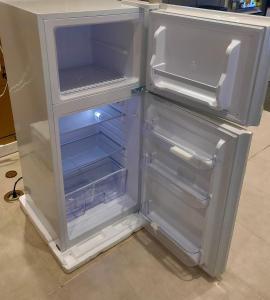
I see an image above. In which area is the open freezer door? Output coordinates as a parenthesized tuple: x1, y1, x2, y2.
(140, 93, 251, 277)
(146, 4, 270, 126)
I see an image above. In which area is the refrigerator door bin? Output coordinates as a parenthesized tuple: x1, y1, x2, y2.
(64, 158, 127, 221)
(145, 129, 215, 170)
(141, 167, 204, 265)
(150, 35, 241, 110)
(146, 161, 209, 209)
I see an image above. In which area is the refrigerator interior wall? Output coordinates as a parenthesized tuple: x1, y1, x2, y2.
(58, 96, 141, 240)
(147, 9, 266, 125)
(141, 94, 247, 268)
(55, 20, 137, 94)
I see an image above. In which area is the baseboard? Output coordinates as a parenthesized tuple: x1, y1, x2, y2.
(0, 141, 18, 158)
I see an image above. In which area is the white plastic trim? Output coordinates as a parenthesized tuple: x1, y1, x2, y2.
(217, 39, 241, 110)
(170, 145, 193, 161)
(19, 195, 145, 273)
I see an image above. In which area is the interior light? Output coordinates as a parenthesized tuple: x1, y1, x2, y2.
(94, 111, 101, 120)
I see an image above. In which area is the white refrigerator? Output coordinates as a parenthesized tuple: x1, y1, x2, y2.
(0, 0, 269, 277)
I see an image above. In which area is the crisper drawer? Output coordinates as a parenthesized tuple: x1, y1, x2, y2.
(64, 158, 127, 221)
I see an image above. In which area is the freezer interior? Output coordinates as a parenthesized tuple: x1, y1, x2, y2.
(55, 20, 137, 93)
(59, 97, 141, 240)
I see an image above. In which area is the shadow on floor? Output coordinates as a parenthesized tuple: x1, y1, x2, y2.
(133, 229, 215, 283)
(264, 83, 270, 112)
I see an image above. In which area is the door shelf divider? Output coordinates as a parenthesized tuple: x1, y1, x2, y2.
(150, 129, 215, 170)
(147, 162, 210, 209)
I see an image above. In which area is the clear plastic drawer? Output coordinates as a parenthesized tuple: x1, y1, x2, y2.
(65, 157, 127, 221)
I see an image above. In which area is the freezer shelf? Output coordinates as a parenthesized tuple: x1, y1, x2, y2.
(65, 157, 127, 221)
(59, 104, 124, 136)
(61, 132, 124, 175)
(59, 64, 125, 93)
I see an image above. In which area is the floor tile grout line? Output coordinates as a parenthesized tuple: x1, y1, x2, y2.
(248, 144, 270, 161)
(238, 218, 270, 248)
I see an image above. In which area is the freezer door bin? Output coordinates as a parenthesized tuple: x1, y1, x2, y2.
(140, 93, 251, 277)
(146, 5, 270, 126)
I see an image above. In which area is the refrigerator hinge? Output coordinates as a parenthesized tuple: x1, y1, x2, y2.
(132, 86, 145, 95)
(141, 152, 155, 168)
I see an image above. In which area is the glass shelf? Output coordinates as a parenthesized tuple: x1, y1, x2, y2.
(61, 132, 124, 176)
(59, 104, 124, 136)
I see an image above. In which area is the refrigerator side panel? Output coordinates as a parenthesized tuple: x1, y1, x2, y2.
(0, 5, 63, 244)
(248, 28, 270, 125)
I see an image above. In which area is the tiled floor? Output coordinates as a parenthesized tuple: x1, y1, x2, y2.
(0, 112, 270, 300)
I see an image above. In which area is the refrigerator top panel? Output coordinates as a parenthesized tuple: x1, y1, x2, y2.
(0, 0, 139, 17)
(146, 4, 270, 126)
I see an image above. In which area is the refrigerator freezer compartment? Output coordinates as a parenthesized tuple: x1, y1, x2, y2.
(54, 20, 137, 94)
(65, 157, 127, 221)
(59, 104, 124, 136)
(61, 132, 124, 175)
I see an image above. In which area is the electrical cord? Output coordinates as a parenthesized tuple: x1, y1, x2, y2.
(0, 45, 8, 98)
(12, 176, 23, 198)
